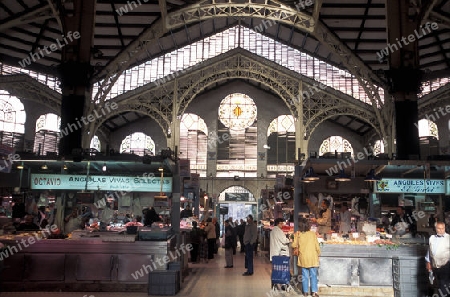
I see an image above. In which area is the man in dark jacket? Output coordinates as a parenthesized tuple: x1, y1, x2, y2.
(237, 219, 246, 253)
(243, 215, 257, 276)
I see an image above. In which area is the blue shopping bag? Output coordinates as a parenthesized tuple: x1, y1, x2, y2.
(271, 255, 290, 285)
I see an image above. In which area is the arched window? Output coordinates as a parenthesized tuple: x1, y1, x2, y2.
(120, 132, 155, 156)
(418, 119, 438, 139)
(0, 91, 26, 148)
(34, 113, 60, 155)
(266, 115, 296, 174)
(180, 113, 207, 176)
(319, 136, 353, 156)
(372, 140, 385, 155)
(216, 93, 257, 177)
(90, 135, 101, 152)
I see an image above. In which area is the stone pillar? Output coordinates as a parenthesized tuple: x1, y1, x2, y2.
(58, 0, 96, 156)
(385, 0, 424, 160)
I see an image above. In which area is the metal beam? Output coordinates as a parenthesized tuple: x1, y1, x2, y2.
(159, 0, 167, 31)
(110, 1, 125, 47)
(0, 4, 52, 31)
(312, 0, 322, 24)
(420, 0, 440, 25)
(428, 10, 450, 28)
(47, 0, 66, 33)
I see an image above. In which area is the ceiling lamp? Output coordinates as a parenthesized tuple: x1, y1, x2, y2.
(102, 163, 107, 172)
(335, 169, 351, 182)
(364, 169, 381, 182)
(63, 164, 68, 170)
(304, 166, 319, 181)
(41, 164, 48, 170)
(17, 163, 24, 170)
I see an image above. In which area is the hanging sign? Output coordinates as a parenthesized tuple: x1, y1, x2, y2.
(374, 178, 445, 194)
(30, 174, 172, 192)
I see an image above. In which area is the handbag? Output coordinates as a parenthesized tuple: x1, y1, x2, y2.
(220, 236, 225, 248)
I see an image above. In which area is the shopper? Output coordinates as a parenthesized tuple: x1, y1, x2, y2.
(269, 218, 290, 262)
(292, 218, 321, 297)
(204, 218, 216, 259)
(190, 221, 203, 263)
(228, 217, 237, 255)
(243, 214, 257, 276)
(237, 219, 246, 253)
(224, 220, 234, 268)
(425, 221, 450, 296)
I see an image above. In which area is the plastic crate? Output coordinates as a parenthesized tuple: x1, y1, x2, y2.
(148, 270, 180, 296)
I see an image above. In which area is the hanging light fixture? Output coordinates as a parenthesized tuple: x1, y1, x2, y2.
(335, 169, 351, 182)
(102, 163, 107, 172)
(304, 166, 319, 181)
(63, 164, 68, 170)
(41, 164, 48, 170)
(17, 163, 24, 170)
(364, 168, 381, 182)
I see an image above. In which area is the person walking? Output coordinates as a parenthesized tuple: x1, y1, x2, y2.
(269, 218, 290, 262)
(243, 214, 257, 276)
(228, 217, 237, 255)
(425, 221, 450, 296)
(237, 219, 246, 253)
(292, 218, 321, 297)
(224, 220, 235, 268)
(213, 217, 220, 254)
(204, 218, 216, 260)
(190, 221, 203, 263)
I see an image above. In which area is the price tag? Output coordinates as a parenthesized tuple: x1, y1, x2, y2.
(352, 232, 359, 239)
(386, 234, 393, 239)
(331, 233, 338, 238)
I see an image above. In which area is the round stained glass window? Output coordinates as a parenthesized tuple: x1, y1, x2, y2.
(218, 93, 257, 130)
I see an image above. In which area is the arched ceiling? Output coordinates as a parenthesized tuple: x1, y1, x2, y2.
(0, 0, 448, 80)
(0, 0, 449, 138)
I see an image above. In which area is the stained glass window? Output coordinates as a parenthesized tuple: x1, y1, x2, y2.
(372, 140, 385, 155)
(216, 93, 257, 177)
(418, 119, 438, 139)
(120, 132, 155, 156)
(180, 113, 207, 176)
(90, 135, 101, 152)
(319, 136, 353, 156)
(218, 93, 257, 131)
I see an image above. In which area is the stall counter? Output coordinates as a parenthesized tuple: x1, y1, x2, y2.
(0, 235, 179, 292)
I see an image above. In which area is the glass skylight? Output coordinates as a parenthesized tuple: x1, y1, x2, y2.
(94, 26, 384, 105)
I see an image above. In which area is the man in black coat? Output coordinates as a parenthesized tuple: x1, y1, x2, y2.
(237, 219, 246, 253)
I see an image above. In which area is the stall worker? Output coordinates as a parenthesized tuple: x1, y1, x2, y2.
(16, 214, 40, 231)
(307, 198, 332, 236)
(64, 207, 82, 233)
(339, 202, 352, 234)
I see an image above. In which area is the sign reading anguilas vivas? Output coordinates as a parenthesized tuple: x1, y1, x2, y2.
(374, 178, 445, 194)
(30, 174, 172, 192)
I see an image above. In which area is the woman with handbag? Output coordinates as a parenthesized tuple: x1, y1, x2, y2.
(292, 218, 321, 297)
